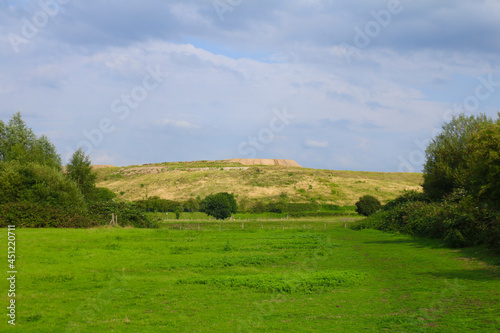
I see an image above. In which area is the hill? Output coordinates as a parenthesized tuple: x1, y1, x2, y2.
(95, 160, 422, 206)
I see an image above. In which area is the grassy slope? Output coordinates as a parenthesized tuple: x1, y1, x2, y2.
(2, 221, 498, 332)
(95, 160, 422, 206)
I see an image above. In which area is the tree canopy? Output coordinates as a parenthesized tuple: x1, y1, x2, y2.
(0, 112, 61, 170)
(422, 113, 491, 201)
(0, 161, 86, 210)
(200, 192, 238, 220)
(66, 148, 97, 202)
(465, 117, 500, 209)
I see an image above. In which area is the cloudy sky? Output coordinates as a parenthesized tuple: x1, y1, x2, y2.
(1, 0, 499, 172)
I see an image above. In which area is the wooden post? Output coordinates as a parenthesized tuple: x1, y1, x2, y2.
(110, 213, 117, 226)
(242, 222, 244, 230)
(324, 223, 326, 229)
(303, 225, 305, 229)
(282, 222, 284, 230)
(261, 222, 263, 229)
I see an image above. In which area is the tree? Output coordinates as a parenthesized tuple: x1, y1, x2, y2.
(184, 197, 200, 213)
(466, 117, 500, 209)
(355, 195, 381, 216)
(0, 112, 61, 170)
(422, 113, 491, 200)
(0, 160, 85, 209)
(200, 192, 238, 220)
(66, 148, 97, 202)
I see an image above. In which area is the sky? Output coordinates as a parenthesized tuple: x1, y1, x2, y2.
(1, 0, 499, 172)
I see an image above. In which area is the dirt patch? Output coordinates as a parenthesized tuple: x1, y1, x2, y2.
(92, 165, 115, 169)
(228, 159, 302, 167)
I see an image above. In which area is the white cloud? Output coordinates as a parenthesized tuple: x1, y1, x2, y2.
(305, 140, 329, 148)
(157, 118, 200, 129)
(1, 1, 499, 171)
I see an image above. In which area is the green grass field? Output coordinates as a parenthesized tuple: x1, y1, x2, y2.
(2, 219, 499, 332)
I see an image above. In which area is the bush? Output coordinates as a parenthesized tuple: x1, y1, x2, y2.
(94, 187, 116, 202)
(89, 202, 158, 228)
(350, 211, 388, 230)
(355, 195, 381, 216)
(134, 196, 183, 212)
(200, 192, 238, 220)
(0, 202, 98, 228)
(383, 190, 428, 211)
(352, 197, 500, 250)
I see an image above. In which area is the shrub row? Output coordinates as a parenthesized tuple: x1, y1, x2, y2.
(351, 199, 499, 249)
(89, 202, 159, 228)
(0, 201, 158, 229)
(0, 202, 98, 228)
(134, 196, 184, 213)
(289, 211, 356, 218)
(287, 202, 320, 212)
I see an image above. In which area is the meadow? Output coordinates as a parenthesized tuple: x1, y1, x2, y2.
(2, 218, 498, 332)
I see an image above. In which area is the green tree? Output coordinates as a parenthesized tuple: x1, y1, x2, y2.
(66, 148, 97, 202)
(200, 192, 238, 220)
(422, 113, 491, 200)
(184, 197, 200, 212)
(466, 117, 500, 209)
(355, 195, 381, 216)
(0, 161, 85, 209)
(0, 112, 61, 170)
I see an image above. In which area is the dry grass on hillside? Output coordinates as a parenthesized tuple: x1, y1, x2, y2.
(95, 161, 422, 206)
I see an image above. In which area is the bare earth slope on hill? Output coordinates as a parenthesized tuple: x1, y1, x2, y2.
(228, 159, 302, 167)
(95, 160, 422, 206)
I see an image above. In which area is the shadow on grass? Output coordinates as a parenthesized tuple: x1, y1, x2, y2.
(422, 268, 499, 282)
(363, 237, 444, 249)
(365, 235, 500, 278)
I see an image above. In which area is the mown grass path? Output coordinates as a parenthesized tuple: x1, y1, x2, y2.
(1, 220, 498, 332)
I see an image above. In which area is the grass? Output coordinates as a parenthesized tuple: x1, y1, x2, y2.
(145, 209, 358, 222)
(95, 161, 422, 206)
(1, 220, 498, 332)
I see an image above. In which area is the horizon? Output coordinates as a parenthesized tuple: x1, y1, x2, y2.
(88, 157, 423, 174)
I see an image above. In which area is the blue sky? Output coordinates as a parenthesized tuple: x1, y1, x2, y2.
(1, 0, 499, 172)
